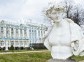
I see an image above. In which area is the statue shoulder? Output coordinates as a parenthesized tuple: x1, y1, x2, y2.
(64, 18, 81, 29)
(65, 18, 74, 23)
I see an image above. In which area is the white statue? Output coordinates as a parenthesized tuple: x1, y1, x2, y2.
(43, 5, 84, 60)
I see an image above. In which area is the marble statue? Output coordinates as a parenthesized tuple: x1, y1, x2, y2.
(42, 5, 84, 61)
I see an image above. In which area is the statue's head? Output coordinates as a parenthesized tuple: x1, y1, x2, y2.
(45, 5, 66, 23)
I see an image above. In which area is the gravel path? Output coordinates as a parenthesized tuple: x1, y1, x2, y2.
(79, 60, 84, 62)
(0, 50, 48, 54)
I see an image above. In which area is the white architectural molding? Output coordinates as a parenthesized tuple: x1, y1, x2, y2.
(0, 20, 47, 50)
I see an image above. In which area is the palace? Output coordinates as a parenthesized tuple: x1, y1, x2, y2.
(0, 20, 47, 50)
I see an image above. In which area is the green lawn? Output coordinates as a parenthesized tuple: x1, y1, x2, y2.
(0, 51, 51, 62)
(0, 51, 84, 62)
(72, 56, 84, 62)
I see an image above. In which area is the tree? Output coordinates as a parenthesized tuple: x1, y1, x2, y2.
(64, 0, 80, 25)
(72, 9, 80, 25)
(64, 0, 73, 18)
(45, 0, 83, 25)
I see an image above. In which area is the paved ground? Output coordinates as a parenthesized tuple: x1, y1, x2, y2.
(0, 50, 49, 54)
(79, 60, 84, 62)
(47, 59, 76, 62)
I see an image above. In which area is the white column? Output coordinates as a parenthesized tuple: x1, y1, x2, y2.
(13, 28, 16, 39)
(22, 29, 24, 38)
(18, 29, 20, 39)
(16, 29, 18, 38)
(23, 40, 25, 48)
(14, 40, 15, 47)
(5, 40, 8, 51)
(9, 28, 11, 38)
(19, 40, 21, 47)
(22, 40, 24, 47)
(17, 40, 19, 47)
(27, 28, 29, 39)
(36, 30, 38, 43)
(27, 40, 30, 47)
(8, 40, 10, 47)
(4, 28, 6, 38)
(7, 28, 9, 38)
(0, 27, 1, 38)
(43, 30, 45, 37)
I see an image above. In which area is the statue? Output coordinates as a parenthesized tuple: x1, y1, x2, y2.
(42, 5, 84, 62)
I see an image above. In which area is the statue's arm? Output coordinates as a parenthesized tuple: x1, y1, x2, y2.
(42, 26, 53, 41)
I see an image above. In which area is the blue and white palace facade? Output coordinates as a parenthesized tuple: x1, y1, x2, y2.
(0, 20, 47, 50)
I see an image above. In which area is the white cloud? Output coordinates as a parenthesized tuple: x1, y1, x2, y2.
(0, 0, 83, 25)
(0, 0, 50, 24)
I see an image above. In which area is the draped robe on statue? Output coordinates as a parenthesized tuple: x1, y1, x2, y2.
(44, 18, 84, 59)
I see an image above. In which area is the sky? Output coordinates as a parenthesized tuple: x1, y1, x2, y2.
(0, 0, 50, 25)
(0, 0, 83, 25)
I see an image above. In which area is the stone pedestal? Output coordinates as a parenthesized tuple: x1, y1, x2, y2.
(47, 58, 76, 62)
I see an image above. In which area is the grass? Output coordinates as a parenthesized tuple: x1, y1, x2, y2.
(72, 56, 84, 62)
(0, 51, 51, 62)
(0, 51, 84, 62)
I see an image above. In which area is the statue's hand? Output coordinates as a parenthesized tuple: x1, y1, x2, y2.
(72, 40, 79, 51)
(71, 40, 79, 55)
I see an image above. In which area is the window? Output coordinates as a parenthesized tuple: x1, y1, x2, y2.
(1, 27, 4, 37)
(6, 27, 9, 34)
(24, 41, 27, 45)
(24, 29, 26, 35)
(20, 41, 23, 46)
(20, 29, 22, 34)
(24, 29, 27, 37)
(38, 31, 40, 36)
(16, 29, 18, 34)
(16, 29, 18, 38)
(6, 27, 9, 37)
(29, 30, 31, 32)
(11, 28, 14, 38)
(11, 41, 14, 45)
(32, 30, 33, 32)
(1, 27, 3, 33)
(41, 31, 43, 36)
(16, 41, 19, 46)
(0, 41, 4, 46)
(11, 28, 13, 34)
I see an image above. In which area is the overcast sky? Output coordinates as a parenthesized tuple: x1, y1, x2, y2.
(0, 0, 83, 25)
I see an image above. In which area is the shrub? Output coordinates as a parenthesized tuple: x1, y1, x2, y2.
(15, 47, 19, 50)
(9, 45, 14, 51)
(20, 47, 24, 50)
(31, 43, 46, 49)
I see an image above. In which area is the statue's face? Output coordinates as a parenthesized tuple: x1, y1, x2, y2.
(49, 10, 57, 19)
(48, 9, 61, 23)
(46, 7, 64, 23)
(46, 6, 65, 23)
